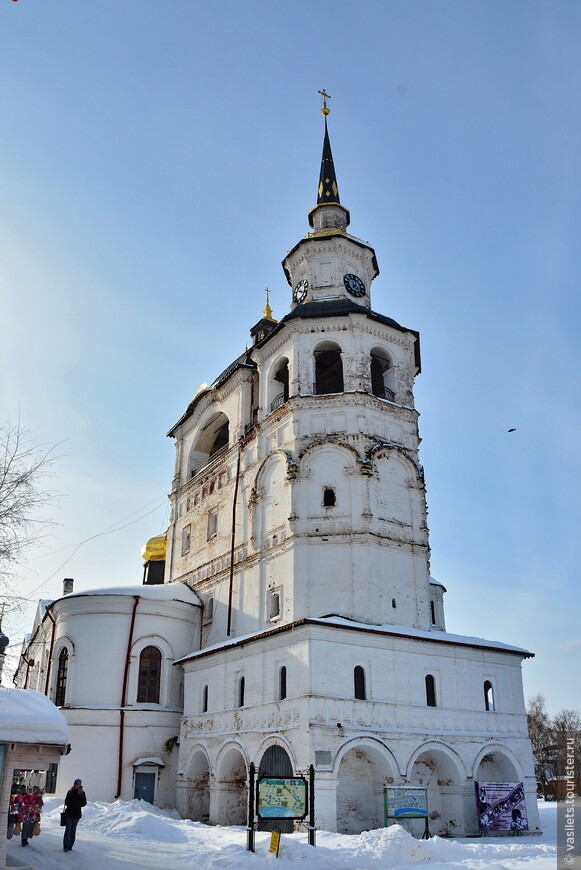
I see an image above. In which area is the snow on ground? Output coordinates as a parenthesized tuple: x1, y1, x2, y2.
(7, 798, 558, 870)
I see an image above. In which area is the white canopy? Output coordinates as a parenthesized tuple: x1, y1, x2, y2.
(0, 686, 69, 745)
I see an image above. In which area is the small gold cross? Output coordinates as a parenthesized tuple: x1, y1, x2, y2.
(318, 89, 331, 116)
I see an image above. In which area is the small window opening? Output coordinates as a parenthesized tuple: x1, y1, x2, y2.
(238, 676, 245, 707)
(268, 589, 281, 620)
(181, 524, 191, 556)
(207, 508, 218, 540)
(425, 674, 436, 707)
(354, 665, 366, 700)
(392, 598, 396, 609)
(204, 596, 214, 623)
(55, 647, 68, 707)
(323, 487, 336, 507)
(484, 680, 495, 711)
(314, 347, 344, 394)
(430, 600, 436, 625)
(279, 666, 287, 701)
(202, 684, 208, 713)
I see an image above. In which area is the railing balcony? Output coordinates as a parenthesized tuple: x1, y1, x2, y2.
(376, 387, 395, 402)
(270, 393, 286, 412)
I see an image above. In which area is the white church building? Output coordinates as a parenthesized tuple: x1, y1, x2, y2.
(14, 107, 539, 836)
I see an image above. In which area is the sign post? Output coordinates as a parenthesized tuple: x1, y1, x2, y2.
(257, 776, 308, 821)
(247, 762, 255, 852)
(384, 787, 431, 839)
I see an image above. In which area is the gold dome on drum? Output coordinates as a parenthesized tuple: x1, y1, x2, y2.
(141, 535, 167, 562)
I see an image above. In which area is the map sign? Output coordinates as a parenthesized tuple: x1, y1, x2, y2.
(474, 781, 528, 832)
(257, 777, 308, 820)
(384, 787, 429, 819)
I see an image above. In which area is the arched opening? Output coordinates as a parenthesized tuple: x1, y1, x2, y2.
(484, 681, 495, 711)
(425, 674, 436, 707)
(214, 747, 247, 826)
(409, 746, 464, 836)
(189, 412, 230, 477)
(258, 744, 294, 832)
(354, 666, 366, 700)
(137, 646, 162, 703)
(270, 358, 289, 411)
(183, 749, 210, 823)
(323, 487, 336, 507)
(337, 743, 396, 833)
(55, 647, 68, 706)
(475, 749, 520, 783)
(314, 342, 343, 394)
(370, 347, 394, 400)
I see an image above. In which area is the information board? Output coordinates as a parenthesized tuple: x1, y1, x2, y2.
(474, 781, 528, 832)
(384, 787, 429, 819)
(257, 777, 308, 820)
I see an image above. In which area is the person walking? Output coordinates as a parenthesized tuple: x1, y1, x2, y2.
(62, 779, 87, 852)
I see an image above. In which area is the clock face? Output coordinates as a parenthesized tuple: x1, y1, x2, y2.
(344, 273, 366, 298)
(293, 279, 308, 303)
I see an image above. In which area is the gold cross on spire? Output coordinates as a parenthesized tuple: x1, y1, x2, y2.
(318, 89, 331, 116)
(263, 287, 274, 320)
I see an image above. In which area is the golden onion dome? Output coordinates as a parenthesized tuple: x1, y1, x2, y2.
(142, 535, 167, 563)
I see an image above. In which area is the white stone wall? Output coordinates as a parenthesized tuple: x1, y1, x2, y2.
(14, 586, 201, 806)
(177, 622, 539, 835)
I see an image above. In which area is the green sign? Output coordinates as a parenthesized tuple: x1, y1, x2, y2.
(385, 787, 428, 819)
(257, 777, 308, 820)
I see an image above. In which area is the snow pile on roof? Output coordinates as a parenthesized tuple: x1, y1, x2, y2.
(177, 614, 532, 664)
(62, 582, 201, 607)
(0, 686, 69, 745)
(313, 615, 533, 655)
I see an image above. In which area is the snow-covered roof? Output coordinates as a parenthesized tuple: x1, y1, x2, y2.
(429, 575, 447, 590)
(59, 582, 202, 607)
(132, 757, 165, 767)
(176, 615, 532, 664)
(0, 687, 69, 745)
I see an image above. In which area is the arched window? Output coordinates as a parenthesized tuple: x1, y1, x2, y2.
(279, 666, 287, 701)
(323, 487, 336, 507)
(202, 684, 208, 713)
(137, 646, 162, 703)
(55, 647, 68, 707)
(238, 676, 245, 707)
(271, 359, 290, 411)
(484, 680, 495, 711)
(314, 343, 344, 394)
(354, 665, 366, 700)
(189, 412, 230, 477)
(370, 348, 394, 400)
(425, 674, 436, 707)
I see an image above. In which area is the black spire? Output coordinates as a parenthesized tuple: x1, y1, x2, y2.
(317, 117, 340, 206)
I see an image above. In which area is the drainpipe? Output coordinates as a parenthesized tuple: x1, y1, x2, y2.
(227, 442, 242, 637)
(116, 595, 140, 799)
(44, 608, 57, 696)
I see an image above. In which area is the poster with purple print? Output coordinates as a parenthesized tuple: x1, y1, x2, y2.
(474, 781, 528, 832)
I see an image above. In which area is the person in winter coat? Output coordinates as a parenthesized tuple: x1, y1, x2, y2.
(63, 779, 87, 852)
(17, 787, 41, 847)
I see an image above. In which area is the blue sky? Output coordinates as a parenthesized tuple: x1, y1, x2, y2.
(1, 0, 579, 716)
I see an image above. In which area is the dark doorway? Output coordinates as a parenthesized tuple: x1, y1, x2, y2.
(134, 772, 156, 803)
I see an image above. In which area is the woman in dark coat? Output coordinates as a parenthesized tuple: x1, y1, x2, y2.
(63, 779, 87, 852)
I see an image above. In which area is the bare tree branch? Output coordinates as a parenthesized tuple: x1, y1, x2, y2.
(0, 420, 59, 590)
